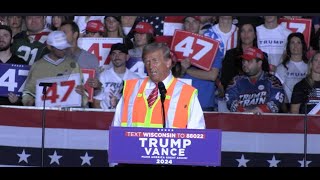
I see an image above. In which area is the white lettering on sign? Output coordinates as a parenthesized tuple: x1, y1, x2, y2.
(171, 30, 219, 71)
(0, 68, 29, 93)
(139, 138, 191, 157)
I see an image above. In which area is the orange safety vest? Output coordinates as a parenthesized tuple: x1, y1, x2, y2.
(121, 77, 197, 128)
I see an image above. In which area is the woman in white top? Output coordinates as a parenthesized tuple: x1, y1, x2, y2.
(275, 32, 309, 112)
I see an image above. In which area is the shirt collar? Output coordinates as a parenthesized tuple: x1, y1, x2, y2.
(43, 54, 66, 66)
(147, 72, 173, 89)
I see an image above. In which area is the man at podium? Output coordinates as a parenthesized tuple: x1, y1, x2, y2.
(112, 42, 205, 129)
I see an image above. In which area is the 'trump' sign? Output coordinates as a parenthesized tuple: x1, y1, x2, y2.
(109, 127, 221, 166)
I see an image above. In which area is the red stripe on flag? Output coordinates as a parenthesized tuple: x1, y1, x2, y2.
(0, 107, 319, 134)
(0, 108, 110, 130)
(164, 16, 185, 23)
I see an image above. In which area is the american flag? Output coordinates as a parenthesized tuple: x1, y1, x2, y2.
(139, 16, 185, 47)
(0, 106, 319, 167)
(308, 88, 320, 102)
(0, 107, 109, 167)
(206, 113, 320, 167)
(139, 16, 165, 36)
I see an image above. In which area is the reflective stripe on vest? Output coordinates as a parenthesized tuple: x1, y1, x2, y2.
(121, 77, 197, 128)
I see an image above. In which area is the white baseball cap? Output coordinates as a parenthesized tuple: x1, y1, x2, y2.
(46, 31, 72, 50)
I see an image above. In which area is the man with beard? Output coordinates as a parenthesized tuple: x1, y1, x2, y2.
(0, 25, 27, 105)
(92, 43, 140, 109)
(225, 47, 285, 114)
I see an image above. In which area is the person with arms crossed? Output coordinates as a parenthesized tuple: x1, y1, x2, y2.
(112, 42, 205, 129)
(225, 47, 285, 114)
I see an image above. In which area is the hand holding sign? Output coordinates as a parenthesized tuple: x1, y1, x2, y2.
(8, 92, 19, 104)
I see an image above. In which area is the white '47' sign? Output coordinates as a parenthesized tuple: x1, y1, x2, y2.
(35, 73, 81, 108)
(77, 37, 123, 66)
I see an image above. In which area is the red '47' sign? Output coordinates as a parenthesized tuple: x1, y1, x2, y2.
(81, 68, 95, 102)
(278, 18, 312, 48)
(171, 30, 219, 71)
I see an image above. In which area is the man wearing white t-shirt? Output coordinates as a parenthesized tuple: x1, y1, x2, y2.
(210, 16, 238, 56)
(93, 43, 141, 110)
(256, 16, 292, 73)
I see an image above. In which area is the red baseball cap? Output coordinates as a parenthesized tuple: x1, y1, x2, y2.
(86, 20, 105, 33)
(154, 36, 173, 47)
(241, 47, 264, 60)
(133, 22, 154, 34)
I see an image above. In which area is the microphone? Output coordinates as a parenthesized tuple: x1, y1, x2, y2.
(158, 81, 167, 103)
(39, 81, 54, 167)
(158, 81, 167, 128)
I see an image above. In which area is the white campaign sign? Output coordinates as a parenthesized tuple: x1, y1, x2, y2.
(35, 73, 82, 108)
(77, 37, 123, 66)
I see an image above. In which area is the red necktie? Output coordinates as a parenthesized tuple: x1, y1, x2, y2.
(147, 83, 158, 108)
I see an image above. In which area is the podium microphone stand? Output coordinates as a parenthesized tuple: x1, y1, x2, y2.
(303, 89, 310, 167)
(39, 82, 53, 167)
(158, 82, 167, 128)
(303, 102, 308, 167)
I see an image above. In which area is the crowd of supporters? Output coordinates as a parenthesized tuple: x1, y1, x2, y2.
(0, 15, 319, 115)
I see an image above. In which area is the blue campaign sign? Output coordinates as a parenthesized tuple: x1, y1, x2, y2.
(0, 64, 30, 97)
(109, 127, 221, 166)
(126, 57, 147, 77)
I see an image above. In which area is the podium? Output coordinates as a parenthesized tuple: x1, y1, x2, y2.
(108, 127, 221, 166)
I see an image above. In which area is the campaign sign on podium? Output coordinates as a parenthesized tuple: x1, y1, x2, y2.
(35, 73, 82, 107)
(109, 127, 221, 166)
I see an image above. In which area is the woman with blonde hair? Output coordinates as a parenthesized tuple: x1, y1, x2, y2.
(104, 16, 133, 49)
(291, 52, 320, 114)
